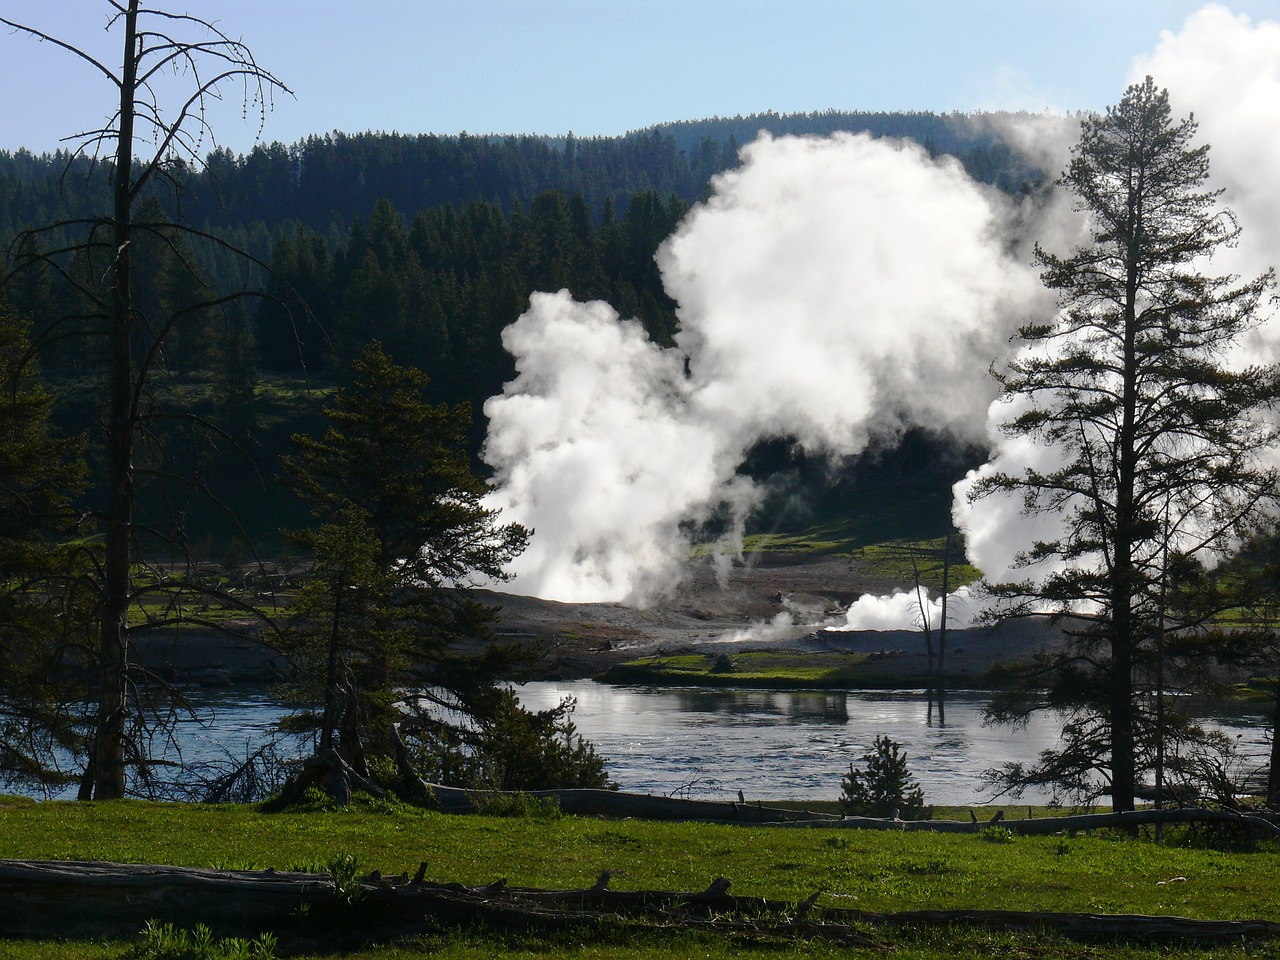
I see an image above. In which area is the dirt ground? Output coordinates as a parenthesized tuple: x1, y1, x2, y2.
(147, 552, 1065, 687)
(479, 551, 1063, 683)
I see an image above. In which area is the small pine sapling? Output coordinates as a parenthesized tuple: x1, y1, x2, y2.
(839, 734, 925, 819)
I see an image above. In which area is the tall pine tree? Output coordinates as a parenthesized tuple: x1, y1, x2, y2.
(974, 78, 1279, 811)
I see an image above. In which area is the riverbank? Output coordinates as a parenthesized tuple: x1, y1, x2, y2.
(482, 550, 1066, 684)
(133, 551, 1065, 689)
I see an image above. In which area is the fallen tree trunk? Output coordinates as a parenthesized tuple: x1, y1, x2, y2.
(1, 860, 1276, 947)
(423, 782, 841, 823)
(421, 783, 1280, 838)
(767, 806, 1280, 838)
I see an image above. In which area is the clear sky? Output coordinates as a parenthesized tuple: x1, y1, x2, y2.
(2, 1, 1279, 157)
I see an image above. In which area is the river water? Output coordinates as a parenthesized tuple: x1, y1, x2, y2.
(511, 681, 1272, 806)
(39, 682, 1275, 806)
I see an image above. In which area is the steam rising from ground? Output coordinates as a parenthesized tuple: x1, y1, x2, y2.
(832, 586, 978, 633)
(483, 133, 1039, 603)
(483, 5, 1280, 619)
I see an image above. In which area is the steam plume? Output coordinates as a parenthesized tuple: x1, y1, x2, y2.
(831, 585, 978, 633)
(484, 5, 1280, 616)
(483, 132, 1040, 603)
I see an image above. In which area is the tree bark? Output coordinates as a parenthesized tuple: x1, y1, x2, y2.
(94, 0, 141, 802)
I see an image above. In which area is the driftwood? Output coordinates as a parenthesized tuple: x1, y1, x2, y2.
(1, 860, 1277, 946)
(767, 807, 1280, 838)
(420, 784, 1280, 839)
(425, 783, 840, 823)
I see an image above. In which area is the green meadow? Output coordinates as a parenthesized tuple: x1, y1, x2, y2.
(0, 796, 1276, 959)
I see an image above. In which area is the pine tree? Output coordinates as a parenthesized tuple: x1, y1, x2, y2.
(972, 78, 1279, 811)
(839, 735, 925, 819)
(281, 342, 529, 778)
(0, 298, 91, 794)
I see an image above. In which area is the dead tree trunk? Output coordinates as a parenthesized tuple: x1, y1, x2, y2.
(1, 860, 1277, 947)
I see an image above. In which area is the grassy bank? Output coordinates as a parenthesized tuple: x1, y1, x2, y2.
(597, 648, 953, 688)
(0, 796, 1277, 958)
(598, 650, 883, 688)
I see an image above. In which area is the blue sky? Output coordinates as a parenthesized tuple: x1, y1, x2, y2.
(2, 1, 1279, 157)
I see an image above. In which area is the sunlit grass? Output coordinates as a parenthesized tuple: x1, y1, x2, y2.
(850, 538, 981, 590)
(738, 527, 982, 596)
(0, 799, 1276, 918)
(1, 799, 1276, 959)
(600, 650, 870, 687)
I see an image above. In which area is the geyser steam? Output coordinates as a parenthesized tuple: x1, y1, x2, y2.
(484, 5, 1280, 613)
(483, 132, 1041, 603)
(948, 3, 1280, 602)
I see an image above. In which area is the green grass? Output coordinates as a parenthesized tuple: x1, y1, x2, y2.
(744, 468, 963, 555)
(0, 798, 1271, 916)
(600, 650, 872, 688)
(0, 798, 1277, 959)
(739, 528, 983, 596)
(850, 539, 982, 590)
(2, 931, 1265, 960)
(1, 799, 1277, 911)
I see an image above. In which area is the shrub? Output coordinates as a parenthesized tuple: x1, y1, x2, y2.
(839, 734, 925, 820)
(411, 690, 613, 791)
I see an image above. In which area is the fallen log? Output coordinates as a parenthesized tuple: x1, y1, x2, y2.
(413, 784, 1280, 838)
(1, 860, 1276, 947)
(423, 783, 840, 823)
(766, 807, 1280, 838)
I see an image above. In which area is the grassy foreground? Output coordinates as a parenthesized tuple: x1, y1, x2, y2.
(1, 796, 1278, 959)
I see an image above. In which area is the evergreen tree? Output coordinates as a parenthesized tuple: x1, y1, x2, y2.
(0, 298, 91, 794)
(972, 78, 1279, 811)
(839, 735, 925, 819)
(281, 342, 529, 778)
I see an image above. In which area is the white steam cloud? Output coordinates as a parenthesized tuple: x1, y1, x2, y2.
(1132, 5, 1280, 333)
(483, 132, 1040, 603)
(479, 292, 758, 602)
(831, 585, 978, 633)
(483, 5, 1280, 620)
(945, 3, 1280, 621)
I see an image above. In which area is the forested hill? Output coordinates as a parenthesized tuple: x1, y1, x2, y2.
(0, 106, 1046, 402)
(0, 109, 1040, 246)
(0, 109, 1043, 549)
(631, 108, 1030, 177)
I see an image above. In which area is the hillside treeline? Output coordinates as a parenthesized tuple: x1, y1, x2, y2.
(2, 109, 1042, 391)
(0, 110, 1042, 548)
(1, 108, 1038, 254)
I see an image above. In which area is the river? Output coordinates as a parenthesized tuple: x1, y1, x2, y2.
(37, 682, 1275, 805)
(514, 681, 1273, 805)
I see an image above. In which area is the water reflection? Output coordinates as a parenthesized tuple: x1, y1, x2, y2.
(927, 687, 946, 727)
(515, 680, 1271, 806)
(28, 682, 1269, 807)
(669, 689, 849, 724)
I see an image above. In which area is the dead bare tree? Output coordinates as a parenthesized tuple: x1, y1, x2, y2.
(0, 2, 289, 798)
(899, 535, 957, 721)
